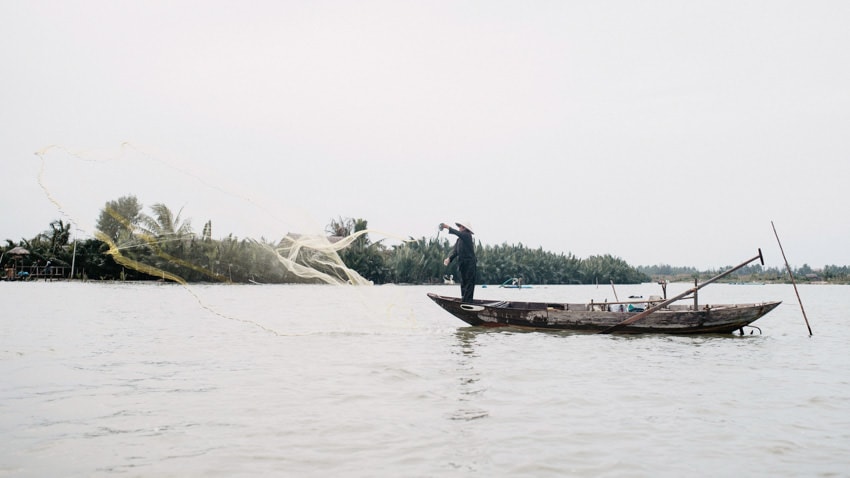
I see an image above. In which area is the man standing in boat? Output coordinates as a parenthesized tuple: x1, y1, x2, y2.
(440, 221, 477, 303)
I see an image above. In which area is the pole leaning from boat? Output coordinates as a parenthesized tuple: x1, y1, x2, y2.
(598, 249, 765, 334)
(771, 221, 813, 336)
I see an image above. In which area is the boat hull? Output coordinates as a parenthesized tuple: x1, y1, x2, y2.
(427, 293, 781, 334)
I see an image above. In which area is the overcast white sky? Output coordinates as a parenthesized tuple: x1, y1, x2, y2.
(2, 1, 848, 270)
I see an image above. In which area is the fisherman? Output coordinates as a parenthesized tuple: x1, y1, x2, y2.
(440, 221, 477, 303)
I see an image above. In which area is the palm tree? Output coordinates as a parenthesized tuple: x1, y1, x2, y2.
(130, 203, 196, 280)
(326, 216, 353, 238)
(138, 203, 193, 240)
(44, 219, 72, 256)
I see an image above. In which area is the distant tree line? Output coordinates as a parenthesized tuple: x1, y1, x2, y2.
(637, 263, 847, 283)
(3, 195, 848, 285)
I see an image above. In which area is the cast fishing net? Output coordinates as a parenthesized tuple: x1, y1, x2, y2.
(34, 143, 377, 287)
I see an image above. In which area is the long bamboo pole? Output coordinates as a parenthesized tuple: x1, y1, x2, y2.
(598, 250, 765, 334)
(771, 221, 813, 336)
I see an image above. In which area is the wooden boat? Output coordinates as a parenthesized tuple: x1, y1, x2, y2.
(427, 293, 781, 334)
(428, 293, 780, 334)
(430, 249, 784, 334)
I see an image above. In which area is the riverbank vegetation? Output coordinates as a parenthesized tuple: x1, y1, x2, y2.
(3, 196, 848, 285)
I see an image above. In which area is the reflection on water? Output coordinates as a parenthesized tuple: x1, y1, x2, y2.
(449, 329, 488, 421)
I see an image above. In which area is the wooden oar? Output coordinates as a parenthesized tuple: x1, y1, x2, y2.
(598, 249, 765, 334)
(771, 221, 813, 336)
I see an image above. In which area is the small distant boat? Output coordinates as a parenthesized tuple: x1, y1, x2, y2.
(499, 277, 532, 289)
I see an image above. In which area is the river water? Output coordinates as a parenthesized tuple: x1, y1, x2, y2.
(1, 281, 848, 477)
